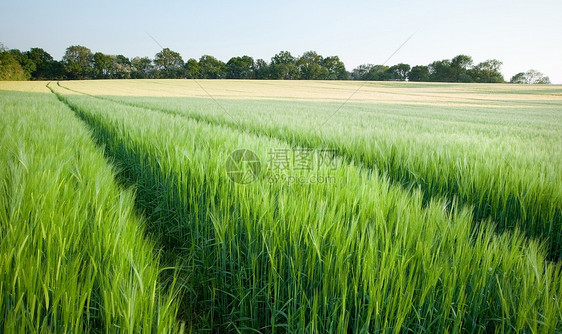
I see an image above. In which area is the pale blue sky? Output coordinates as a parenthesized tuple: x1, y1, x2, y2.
(1, 0, 561, 83)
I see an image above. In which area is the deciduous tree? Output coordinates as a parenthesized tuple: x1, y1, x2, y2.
(510, 69, 550, 84)
(0, 48, 26, 80)
(297, 51, 328, 80)
(184, 58, 201, 79)
(199, 55, 226, 79)
(270, 51, 299, 79)
(63, 45, 94, 79)
(387, 63, 411, 81)
(429, 59, 453, 82)
(93, 52, 113, 78)
(365, 65, 389, 81)
(351, 64, 373, 80)
(8, 49, 35, 80)
(470, 59, 504, 83)
(113, 55, 131, 79)
(154, 48, 184, 78)
(254, 59, 269, 79)
(226, 55, 255, 79)
(408, 65, 429, 82)
(451, 54, 473, 82)
(24, 48, 54, 80)
(322, 56, 348, 80)
(131, 57, 154, 79)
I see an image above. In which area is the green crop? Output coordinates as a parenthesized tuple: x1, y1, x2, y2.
(0, 90, 183, 333)
(49, 83, 562, 333)
(64, 83, 561, 259)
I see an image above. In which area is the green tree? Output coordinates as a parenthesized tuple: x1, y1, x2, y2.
(184, 58, 201, 79)
(8, 49, 35, 80)
(525, 69, 550, 84)
(254, 59, 269, 79)
(131, 57, 154, 79)
(387, 63, 411, 81)
(199, 55, 226, 79)
(351, 64, 373, 80)
(451, 54, 473, 82)
(429, 59, 453, 82)
(470, 59, 504, 83)
(154, 48, 184, 78)
(113, 55, 131, 79)
(297, 51, 327, 80)
(0, 49, 26, 80)
(270, 51, 299, 79)
(364, 65, 389, 81)
(510, 69, 550, 84)
(93, 52, 113, 78)
(24, 48, 54, 80)
(510, 72, 526, 84)
(46, 60, 66, 80)
(408, 65, 430, 82)
(63, 45, 94, 79)
(226, 55, 255, 79)
(322, 56, 348, 80)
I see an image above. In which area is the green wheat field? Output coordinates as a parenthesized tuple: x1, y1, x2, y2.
(1, 80, 561, 333)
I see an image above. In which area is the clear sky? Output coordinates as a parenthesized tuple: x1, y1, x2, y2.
(1, 0, 561, 83)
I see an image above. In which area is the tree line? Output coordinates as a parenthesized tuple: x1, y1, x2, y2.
(0, 43, 551, 84)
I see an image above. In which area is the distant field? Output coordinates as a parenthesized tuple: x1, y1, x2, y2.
(48, 78, 562, 106)
(1, 79, 561, 332)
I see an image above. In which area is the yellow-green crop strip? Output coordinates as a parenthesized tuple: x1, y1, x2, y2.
(49, 82, 562, 332)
